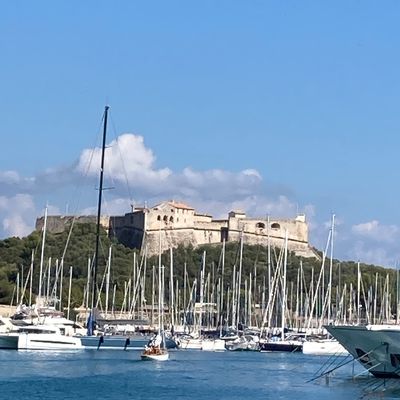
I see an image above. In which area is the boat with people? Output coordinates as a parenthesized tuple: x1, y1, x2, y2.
(141, 333, 169, 361)
(140, 261, 169, 361)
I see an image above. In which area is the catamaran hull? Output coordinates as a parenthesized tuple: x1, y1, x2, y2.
(326, 324, 400, 378)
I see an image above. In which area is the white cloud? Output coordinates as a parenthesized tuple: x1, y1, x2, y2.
(0, 194, 36, 237)
(352, 220, 399, 243)
(74, 134, 264, 202)
(80, 197, 132, 216)
(76, 133, 172, 189)
(0, 134, 271, 239)
(347, 240, 397, 268)
(0, 170, 21, 184)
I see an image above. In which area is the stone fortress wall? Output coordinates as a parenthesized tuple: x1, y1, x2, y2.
(36, 200, 318, 259)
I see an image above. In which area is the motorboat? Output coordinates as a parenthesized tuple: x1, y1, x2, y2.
(326, 324, 400, 378)
(17, 324, 83, 350)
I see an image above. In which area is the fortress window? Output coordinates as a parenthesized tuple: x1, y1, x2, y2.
(163, 215, 168, 222)
(256, 222, 265, 229)
(271, 223, 280, 230)
(169, 216, 174, 222)
(157, 215, 161, 221)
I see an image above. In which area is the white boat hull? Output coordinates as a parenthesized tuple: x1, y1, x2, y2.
(179, 338, 226, 351)
(302, 339, 348, 356)
(141, 352, 169, 361)
(141, 345, 169, 361)
(18, 333, 83, 350)
(179, 338, 203, 350)
(226, 336, 259, 351)
(201, 339, 226, 352)
(326, 324, 400, 378)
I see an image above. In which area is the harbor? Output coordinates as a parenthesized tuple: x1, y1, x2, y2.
(2, 1, 400, 399)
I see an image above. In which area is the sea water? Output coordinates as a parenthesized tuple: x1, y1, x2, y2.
(1, 350, 400, 400)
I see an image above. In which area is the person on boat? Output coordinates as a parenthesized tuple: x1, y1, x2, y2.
(148, 333, 162, 348)
(153, 334, 162, 347)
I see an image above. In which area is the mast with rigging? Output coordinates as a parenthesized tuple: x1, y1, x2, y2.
(88, 105, 109, 334)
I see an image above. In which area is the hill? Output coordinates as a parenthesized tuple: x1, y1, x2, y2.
(0, 222, 396, 323)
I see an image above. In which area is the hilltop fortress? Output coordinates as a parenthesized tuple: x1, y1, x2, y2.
(35, 200, 318, 259)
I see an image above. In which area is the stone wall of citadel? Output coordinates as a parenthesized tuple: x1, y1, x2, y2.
(35, 208, 317, 259)
(143, 225, 316, 258)
(36, 215, 110, 234)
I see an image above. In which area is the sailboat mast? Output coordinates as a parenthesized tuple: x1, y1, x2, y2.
(92, 105, 109, 310)
(38, 205, 48, 301)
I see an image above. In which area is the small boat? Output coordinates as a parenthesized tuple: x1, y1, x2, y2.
(140, 265, 168, 361)
(141, 346, 169, 361)
(141, 333, 169, 361)
(141, 339, 169, 361)
(177, 335, 203, 350)
(259, 333, 304, 352)
(302, 337, 348, 356)
(226, 335, 259, 351)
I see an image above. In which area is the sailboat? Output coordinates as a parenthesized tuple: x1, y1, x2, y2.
(141, 265, 169, 361)
(259, 230, 304, 352)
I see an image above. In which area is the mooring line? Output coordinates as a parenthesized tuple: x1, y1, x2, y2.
(307, 343, 386, 383)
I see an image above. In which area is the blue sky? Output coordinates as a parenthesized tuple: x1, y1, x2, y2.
(1, 1, 400, 266)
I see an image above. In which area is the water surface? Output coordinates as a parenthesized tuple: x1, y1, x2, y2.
(0, 350, 399, 399)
